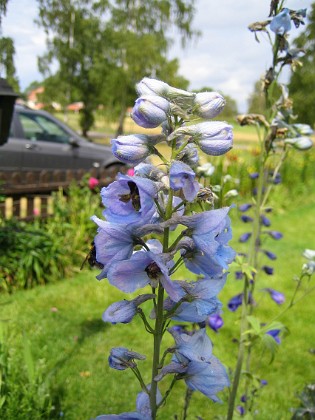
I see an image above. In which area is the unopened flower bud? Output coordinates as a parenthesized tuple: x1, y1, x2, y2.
(131, 95, 170, 128)
(170, 121, 233, 156)
(111, 134, 164, 165)
(193, 92, 226, 119)
(285, 136, 313, 150)
(136, 77, 195, 109)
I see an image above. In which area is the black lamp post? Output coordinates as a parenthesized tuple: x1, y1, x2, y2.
(0, 78, 19, 146)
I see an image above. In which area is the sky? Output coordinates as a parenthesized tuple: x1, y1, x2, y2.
(2, 0, 313, 112)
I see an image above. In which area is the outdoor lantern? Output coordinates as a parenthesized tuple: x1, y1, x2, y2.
(0, 78, 19, 146)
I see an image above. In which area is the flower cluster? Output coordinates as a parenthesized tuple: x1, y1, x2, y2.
(91, 77, 235, 418)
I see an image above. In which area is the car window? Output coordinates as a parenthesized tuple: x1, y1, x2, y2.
(19, 112, 71, 144)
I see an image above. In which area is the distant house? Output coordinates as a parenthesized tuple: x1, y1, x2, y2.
(66, 102, 84, 112)
(27, 86, 45, 110)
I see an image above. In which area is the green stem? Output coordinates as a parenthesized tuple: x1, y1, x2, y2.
(150, 190, 173, 419)
(227, 275, 249, 419)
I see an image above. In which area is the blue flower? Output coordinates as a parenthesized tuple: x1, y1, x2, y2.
(264, 288, 285, 305)
(101, 174, 158, 224)
(193, 91, 226, 119)
(170, 161, 200, 202)
(95, 385, 162, 420)
(108, 347, 146, 370)
(155, 356, 229, 402)
(228, 293, 243, 311)
(102, 294, 155, 324)
(111, 134, 164, 165)
(131, 95, 170, 128)
(91, 216, 164, 279)
(164, 276, 226, 323)
(172, 207, 235, 277)
(169, 327, 213, 363)
(208, 314, 224, 332)
(107, 249, 183, 302)
(270, 8, 291, 35)
(178, 236, 233, 279)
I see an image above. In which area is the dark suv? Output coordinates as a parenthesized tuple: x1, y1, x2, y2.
(0, 104, 122, 173)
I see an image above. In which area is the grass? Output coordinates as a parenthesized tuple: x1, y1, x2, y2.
(1, 189, 315, 419)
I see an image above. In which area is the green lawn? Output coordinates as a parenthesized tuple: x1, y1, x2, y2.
(1, 193, 314, 419)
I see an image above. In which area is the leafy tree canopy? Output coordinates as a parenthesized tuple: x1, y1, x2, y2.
(289, 2, 315, 127)
(36, 0, 198, 136)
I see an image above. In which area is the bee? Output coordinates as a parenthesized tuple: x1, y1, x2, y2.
(118, 181, 141, 211)
(80, 241, 104, 270)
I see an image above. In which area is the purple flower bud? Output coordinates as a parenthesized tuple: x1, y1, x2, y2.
(266, 329, 281, 344)
(108, 347, 146, 370)
(241, 395, 247, 403)
(263, 250, 277, 260)
(239, 203, 252, 212)
(261, 214, 271, 226)
(237, 406, 245, 416)
(249, 172, 259, 179)
(264, 288, 285, 304)
(267, 230, 283, 240)
(270, 8, 291, 35)
(131, 95, 170, 128)
(241, 215, 253, 223)
(207, 314, 224, 332)
(262, 265, 274, 275)
(261, 379, 268, 386)
(228, 293, 243, 312)
(235, 271, 243, 280)
(193, 91, 226, 119)
(239, 232, 252, 243)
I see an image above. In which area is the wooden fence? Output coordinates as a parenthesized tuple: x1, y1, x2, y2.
(0, 167, 120, 220)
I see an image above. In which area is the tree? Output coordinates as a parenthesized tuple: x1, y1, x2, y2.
(0, 0, 19, 92)
(289, 2, 315, 127)
(36, 0, 198, 136)
(247, 80, 266, 115)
